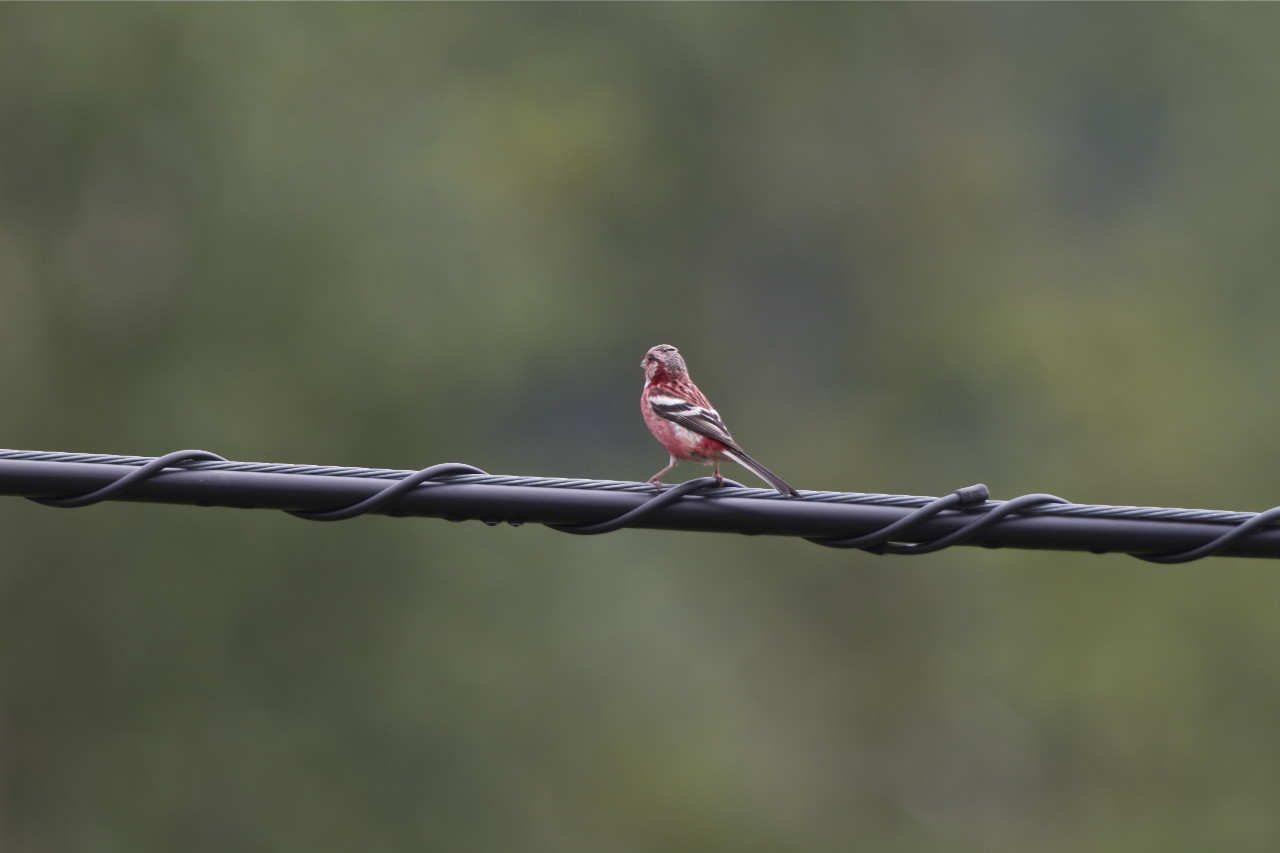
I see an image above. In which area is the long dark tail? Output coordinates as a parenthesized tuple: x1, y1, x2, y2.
(724, 449, 799, 497)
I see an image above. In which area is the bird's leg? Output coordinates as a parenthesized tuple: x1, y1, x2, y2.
(648, 455, 679, 491)
(712, 462, 724, 488)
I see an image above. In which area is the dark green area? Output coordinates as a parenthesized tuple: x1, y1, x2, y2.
(4, 6, 1280, 851)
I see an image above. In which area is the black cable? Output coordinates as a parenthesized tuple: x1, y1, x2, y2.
(1133, 504, 1280, 564)
(5, 448, 1280, 561)
(289, 463, 488, 521)
(28, 449, 227, 508)
(877, 493, 1071, 556)
(551, 476, 742, 534)
(807, 484, 991, 552)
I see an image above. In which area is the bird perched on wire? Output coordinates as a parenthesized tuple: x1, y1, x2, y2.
(641, 344, 799, 496)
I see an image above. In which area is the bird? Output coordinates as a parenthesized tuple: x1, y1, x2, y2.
(641, 344, 799, 496)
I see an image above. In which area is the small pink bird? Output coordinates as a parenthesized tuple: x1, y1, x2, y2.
(641, 344, 798, 496)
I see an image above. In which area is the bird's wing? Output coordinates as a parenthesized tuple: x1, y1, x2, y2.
(647, 394, 741, 451)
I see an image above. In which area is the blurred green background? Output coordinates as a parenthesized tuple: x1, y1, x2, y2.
(4, 5, 1280, 851)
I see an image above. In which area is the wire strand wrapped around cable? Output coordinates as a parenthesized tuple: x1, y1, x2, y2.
(4, 448, 1280, 562)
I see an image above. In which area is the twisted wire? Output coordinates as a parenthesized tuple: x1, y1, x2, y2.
(0, 448, 1275, 562)
(0, 448, 1253, 525)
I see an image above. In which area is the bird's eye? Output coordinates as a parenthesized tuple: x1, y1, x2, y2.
(646, 354, 655, 362)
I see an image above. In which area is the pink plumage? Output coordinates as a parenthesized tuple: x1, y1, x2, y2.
(640, 344, 798, 496)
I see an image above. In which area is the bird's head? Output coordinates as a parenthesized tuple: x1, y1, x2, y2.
(642, 344, 687, 382)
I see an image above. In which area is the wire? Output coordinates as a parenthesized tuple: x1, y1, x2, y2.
(2, 448, 1279, 561)
(807, 484, 993, 551)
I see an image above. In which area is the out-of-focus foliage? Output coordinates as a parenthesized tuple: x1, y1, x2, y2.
(4, 5, 1280, 851)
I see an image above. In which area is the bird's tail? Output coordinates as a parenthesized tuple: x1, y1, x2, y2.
(724, 449, 799, 497)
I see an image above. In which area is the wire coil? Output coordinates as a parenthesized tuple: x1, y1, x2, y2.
(2, 448, 1278, 562)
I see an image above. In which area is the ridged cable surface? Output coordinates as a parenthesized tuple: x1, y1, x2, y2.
(0, 448, 1275, 562)
(0, 448, 1254, 524)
